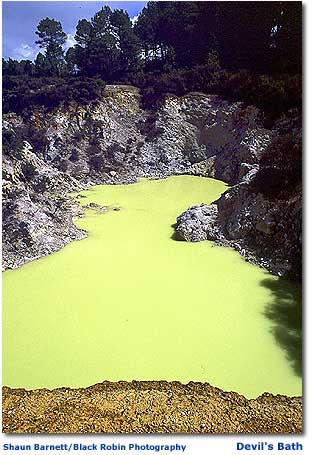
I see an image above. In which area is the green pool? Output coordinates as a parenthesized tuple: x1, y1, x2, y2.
(2, 175, 302, 398)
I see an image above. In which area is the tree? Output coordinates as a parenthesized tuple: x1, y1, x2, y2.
(74, 19, 92, 48)
(111, 9, 142, 74)
(269, 1, 302, 73)
(135, 2, 175, 67)
(34, 52, 47, 75)
(65, 47, 78, 75)
(89, 6, 119, 78)
(71, 6, 141, 79)
(215, 2, 279, 72)
(3, 1, 302, 82)
(35, 17, 67, 76)
(73, 8, 118, 78)
(135, 2, 218, 69)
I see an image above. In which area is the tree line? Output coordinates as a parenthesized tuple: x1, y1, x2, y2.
(3, 1, 302, 79)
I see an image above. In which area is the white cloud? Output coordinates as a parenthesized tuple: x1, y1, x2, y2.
(64, 33, 76, 50)
(12, 43, 38, 61)
(10, 33, 76, 62)
(131, 15, 139, 25)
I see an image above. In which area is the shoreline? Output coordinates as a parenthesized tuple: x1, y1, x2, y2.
(3, 380, 302, 434)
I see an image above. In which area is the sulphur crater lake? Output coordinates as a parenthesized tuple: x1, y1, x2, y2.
(2, 175, 301, 398)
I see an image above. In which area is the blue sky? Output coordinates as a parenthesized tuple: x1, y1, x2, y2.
(2, 1, 147, 61)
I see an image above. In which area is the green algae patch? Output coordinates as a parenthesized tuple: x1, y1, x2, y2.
(2, 176, 302, 398)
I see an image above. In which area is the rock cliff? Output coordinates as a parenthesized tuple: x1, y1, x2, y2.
(175, 117, 302, 280)
(3, 85, 300, 279)
(2, 113, 89, 269)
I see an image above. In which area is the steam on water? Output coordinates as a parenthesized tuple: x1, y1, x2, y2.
(2, 176, 301, 398)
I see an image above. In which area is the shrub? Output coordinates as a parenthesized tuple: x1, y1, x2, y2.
(2, 76, 106, 114)
(2, 129, 24, 157)
(69, 149, 79, 162)
(3, 67, 301, 126)
(23, 125, 49, 156)
(21, 162, 38, 181)
(250, 133, 302, 198)
(126, 65, 301, 123)
(33, 175, 51, 192)
(59, 159, 68, 172)
(89, 154, 104, 171)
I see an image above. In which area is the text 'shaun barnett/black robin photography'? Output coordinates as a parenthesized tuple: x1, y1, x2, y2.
(2, 1, 302, 434)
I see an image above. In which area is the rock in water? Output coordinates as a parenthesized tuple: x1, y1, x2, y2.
(175, 204, 219, 242)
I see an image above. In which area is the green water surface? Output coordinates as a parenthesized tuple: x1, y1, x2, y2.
(3, 176, 302, 398)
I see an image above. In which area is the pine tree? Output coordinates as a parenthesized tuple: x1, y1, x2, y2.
(35, 17, 67, 76)
(111, 9, 142, 74)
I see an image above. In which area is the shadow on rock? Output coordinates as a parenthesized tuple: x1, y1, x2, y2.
(261, 277, 302, 377)
(170, 223, 183, 241)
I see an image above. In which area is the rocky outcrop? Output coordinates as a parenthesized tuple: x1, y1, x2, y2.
(3, 86, 274, 270)
(2, 131, 87, 269)
(176, 204, 221, 242)
(175, 106, 302, 280)
(2, 381, 302, 433)
(175, 174, 302, 279)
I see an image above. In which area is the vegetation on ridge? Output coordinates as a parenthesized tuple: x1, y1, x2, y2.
(3, 1, 302, 116)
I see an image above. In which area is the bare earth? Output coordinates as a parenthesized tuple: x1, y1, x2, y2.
(2, 381, 302, 434)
